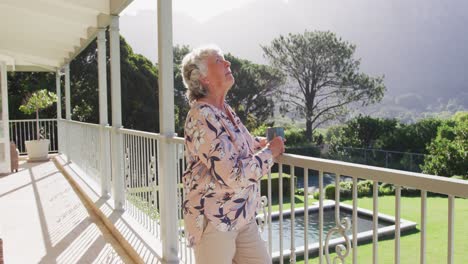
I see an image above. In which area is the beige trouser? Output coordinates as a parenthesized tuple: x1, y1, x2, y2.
(194, 220, 271, 264)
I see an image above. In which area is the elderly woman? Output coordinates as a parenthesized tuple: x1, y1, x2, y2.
(181, 45, 285, 264)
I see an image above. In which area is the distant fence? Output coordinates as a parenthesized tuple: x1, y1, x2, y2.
(9, 119, 58, 154)
(336, 146, 426, 173)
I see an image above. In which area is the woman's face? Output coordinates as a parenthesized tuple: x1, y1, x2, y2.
(203, 53, 234, 93)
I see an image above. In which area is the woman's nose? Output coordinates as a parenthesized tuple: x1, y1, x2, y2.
(224, 60, 231, 67)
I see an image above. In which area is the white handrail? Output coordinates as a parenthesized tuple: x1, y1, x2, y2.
(278, 154, 468, 198)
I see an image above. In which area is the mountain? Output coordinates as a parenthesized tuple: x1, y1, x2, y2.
(120, 0, 468, 120)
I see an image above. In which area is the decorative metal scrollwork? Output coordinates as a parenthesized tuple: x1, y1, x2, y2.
(256, 195, 268, 233)
(124, 147, 130, 188)
(325, 217, 352, 264)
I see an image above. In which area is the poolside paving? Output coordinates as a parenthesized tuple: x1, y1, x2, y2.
(0, 159, 134, 264)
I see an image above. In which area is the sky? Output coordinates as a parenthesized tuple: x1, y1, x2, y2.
(122, 0, 288, 23)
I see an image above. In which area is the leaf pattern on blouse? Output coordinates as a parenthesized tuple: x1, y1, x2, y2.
(182, 102, 273, 247)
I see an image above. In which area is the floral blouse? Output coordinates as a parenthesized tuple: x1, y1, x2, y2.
(182, 101, 274, 247)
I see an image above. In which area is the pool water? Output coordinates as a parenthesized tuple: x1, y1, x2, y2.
(261, 206, 392, 253)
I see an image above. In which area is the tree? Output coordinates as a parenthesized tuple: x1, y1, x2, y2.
(69, 33, 159, 132)
(8, 72, 58, 120)
(421, 116, 467, 177)
(326, 115, 398, 152)
(19, 89, 57, 140)
(173, 45, 192, 136)
(382, 118, 447, 153)
(262, 30, 386, 141)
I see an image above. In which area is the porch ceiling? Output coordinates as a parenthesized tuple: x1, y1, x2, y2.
(0, 0, 133, 72)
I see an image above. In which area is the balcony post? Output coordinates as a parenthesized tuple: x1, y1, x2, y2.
(109, 16, 125, 210)
(55, 71, 62, 119)
(98, 28, 111, 198)
(64, 64, 71, 162)
(0, 62, 11, 174)
(55, 70, 62, 153)
(157, 0, 179, 262)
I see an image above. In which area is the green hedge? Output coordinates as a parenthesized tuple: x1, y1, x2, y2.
(260, 174, 292, 198)
(318, 180, 444, 200)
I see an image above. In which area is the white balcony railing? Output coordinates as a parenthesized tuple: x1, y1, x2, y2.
(53, 121, 468, 264)
(9, 119, 58, 154)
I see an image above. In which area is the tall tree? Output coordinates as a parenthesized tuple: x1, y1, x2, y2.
(8, 72, 57, 120)
(173, 45, 192, 136)
(262, 30, 386, 141)
(421, 114, 467, 177)
(69, 33, 159, 132)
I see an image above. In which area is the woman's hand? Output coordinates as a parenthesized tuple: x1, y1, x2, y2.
(258, 137, 268, 148)
(267, 136, 285, 158)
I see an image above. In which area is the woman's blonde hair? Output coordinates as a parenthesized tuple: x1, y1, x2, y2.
(181, 45, 223, 104)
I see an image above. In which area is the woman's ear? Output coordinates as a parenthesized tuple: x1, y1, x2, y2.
(199, 76, 210, 88)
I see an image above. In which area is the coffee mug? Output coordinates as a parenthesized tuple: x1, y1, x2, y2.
(266, 127, 285, 141)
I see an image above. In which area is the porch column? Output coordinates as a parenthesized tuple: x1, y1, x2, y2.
(64, 64, 71, 120)
(0, 62, 11, 174)
(55, 70, 62, 153)
(157, 0, 179, 262)
(55, 71, 62, 119)
(109, 16, 125, 210)
(98, 28, 111, 198)
(64, 64, 71, 161)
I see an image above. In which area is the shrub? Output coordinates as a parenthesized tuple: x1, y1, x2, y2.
(260, 174, 292, 198)
(339, 181, 353, 199)
(379, 182, 395, 195)
(324, 184, 336, 199)
(323, 181, 354, 199)
(313, 190, 320, 199)
(284, 127, 307, 146)
(286, 146, 321, 158)
(357, 180, 374, 197)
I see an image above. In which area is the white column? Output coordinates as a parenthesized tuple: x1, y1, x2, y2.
(64, 64, 71, 161)
(64, 65, 71, 120)
(55, 70, 62, 153)
(98, 28, 111, 198)
(110, 16, 125, 210)
(56, 71, 62, 119)
(0, 62, 11, 174)
(157, 0, 179, 263)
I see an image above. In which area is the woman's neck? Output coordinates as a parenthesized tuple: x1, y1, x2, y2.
(198, 95, 225, 110)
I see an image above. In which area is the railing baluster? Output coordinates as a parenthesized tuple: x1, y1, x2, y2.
(395, 185, 401, 264)
(304, 168, 309, 263)
(156, 138, 161, 238)
(129, 134, 134, 215)
(279, 163, 284, 264)
(420, 190, 427, 264)
(448, 195, 454, 264)
(318, 170, 324, 264)
(352, 177, 358, 264)
(373, 180, 379, 264)
(267, 169, 273, 255)
(290, 166, 296, 263)
(9, 123, 13, 148)
(22, 121, 26, 153)
(335, 174, 340, 225)
(175, 143, 182, 258)
(144, 137, 149, 229)
(138, 136, 143, 222)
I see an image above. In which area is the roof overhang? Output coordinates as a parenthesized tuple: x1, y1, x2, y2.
(0, 0, 133, 72)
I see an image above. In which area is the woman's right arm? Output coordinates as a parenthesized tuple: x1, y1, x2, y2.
(185, 107, 274, 189)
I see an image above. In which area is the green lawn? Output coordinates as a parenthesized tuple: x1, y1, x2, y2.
(290, 196, 468, 264)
